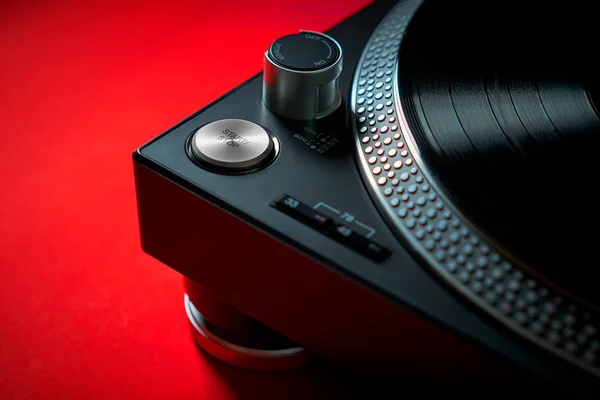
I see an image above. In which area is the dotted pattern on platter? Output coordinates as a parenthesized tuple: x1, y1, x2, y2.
(352, 0, 600, 375)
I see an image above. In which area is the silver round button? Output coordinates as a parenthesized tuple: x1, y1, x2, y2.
(190, 119, 276, 172)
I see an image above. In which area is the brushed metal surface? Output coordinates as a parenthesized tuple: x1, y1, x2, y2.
(263, 31, 343, 120)
(190, 119, 275, 172)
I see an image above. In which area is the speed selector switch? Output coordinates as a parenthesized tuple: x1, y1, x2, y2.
(263, 31, 343, 121)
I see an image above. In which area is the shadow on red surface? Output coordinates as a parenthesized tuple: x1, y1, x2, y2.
(0, 0, 571, 398)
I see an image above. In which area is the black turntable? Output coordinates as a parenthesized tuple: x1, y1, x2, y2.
(133, 0, 600, 394)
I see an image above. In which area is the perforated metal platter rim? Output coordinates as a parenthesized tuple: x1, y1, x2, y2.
(350, 0, 600, 378)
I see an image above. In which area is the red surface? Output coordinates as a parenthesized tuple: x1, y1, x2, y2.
(0, 1, 375, 399)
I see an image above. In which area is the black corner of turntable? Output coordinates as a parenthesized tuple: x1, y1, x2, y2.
(133, 0, 600, 394)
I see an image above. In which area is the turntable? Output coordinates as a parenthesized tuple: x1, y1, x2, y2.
(133, 0, 600, 393)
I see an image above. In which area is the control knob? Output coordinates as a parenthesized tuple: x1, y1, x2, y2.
(263, 31, 343, 120)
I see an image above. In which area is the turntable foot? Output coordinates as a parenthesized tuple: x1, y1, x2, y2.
(183, 278, 311, 372)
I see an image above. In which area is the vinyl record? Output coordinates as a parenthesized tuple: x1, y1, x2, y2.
(399, 0, 600, 308)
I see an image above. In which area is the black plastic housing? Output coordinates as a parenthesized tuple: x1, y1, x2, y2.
(133, 0, 598, 393)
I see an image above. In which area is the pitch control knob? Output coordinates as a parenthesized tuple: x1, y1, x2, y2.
(263, 31, 343, 121)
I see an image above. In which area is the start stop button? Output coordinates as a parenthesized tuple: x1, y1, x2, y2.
(189, 119, 278, 173)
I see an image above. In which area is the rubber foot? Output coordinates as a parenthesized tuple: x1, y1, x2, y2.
(184, 294, 312, 372)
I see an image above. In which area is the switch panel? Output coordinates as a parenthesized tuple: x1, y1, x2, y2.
(271, 194, 391, 263)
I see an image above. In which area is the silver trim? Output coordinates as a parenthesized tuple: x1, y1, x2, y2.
(350, 0, 600, 379)
(185, 294, 311, 371)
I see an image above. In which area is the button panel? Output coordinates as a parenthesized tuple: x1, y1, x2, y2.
(271, 194, 391, 263)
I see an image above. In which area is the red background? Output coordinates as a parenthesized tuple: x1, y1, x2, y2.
(0, 1, 377, 398)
